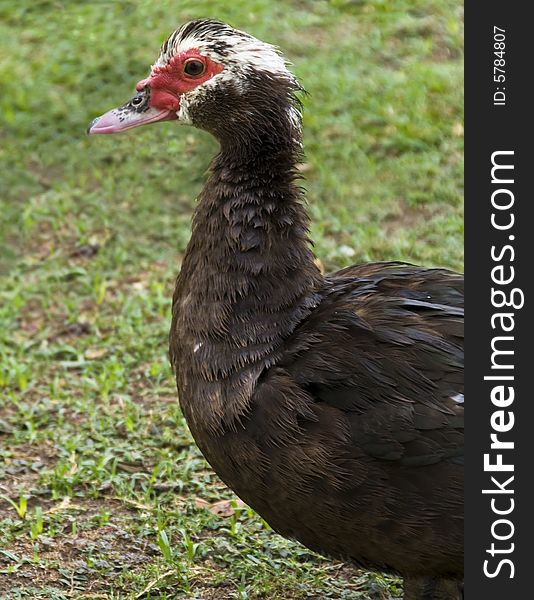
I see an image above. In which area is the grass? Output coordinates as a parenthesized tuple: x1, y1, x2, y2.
(0, 0, 463, 598)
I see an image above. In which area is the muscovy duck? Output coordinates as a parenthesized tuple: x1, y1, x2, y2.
(88, 19, 464, 599)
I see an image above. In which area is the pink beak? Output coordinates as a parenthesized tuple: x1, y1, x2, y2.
(87, 89, 177, 135)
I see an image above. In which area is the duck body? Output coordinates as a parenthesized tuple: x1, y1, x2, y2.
(169, 150, 464, 585)
(89, 19, 464, 598)
(173, 265, 464, 574)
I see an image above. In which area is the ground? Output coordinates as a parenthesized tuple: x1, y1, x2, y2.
(0, 0, 463, 598)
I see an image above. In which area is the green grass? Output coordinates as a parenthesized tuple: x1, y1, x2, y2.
(0, 0, 463, 598)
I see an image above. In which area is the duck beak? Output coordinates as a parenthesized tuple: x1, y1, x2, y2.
(87, 88, 177, 135)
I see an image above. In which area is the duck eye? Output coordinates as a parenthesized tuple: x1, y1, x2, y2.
(184, 59, 206, 77)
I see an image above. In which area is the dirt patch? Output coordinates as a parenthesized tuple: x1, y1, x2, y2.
(0, 442, 58, 516)
(0, 498, 158, 598)
(381, 200, 437, 238)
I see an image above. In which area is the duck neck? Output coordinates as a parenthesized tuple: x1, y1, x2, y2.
(172, 116, 323, 375)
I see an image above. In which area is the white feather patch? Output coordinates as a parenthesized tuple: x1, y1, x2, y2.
(153, 22, 294, 84)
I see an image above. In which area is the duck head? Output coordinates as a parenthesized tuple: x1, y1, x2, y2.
(87, 19, 302, 143)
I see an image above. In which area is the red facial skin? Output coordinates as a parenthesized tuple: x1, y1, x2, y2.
(136, 49, 224, 112)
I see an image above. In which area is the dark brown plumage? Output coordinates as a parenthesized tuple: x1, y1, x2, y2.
(89, 19, 464, 599)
